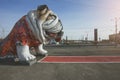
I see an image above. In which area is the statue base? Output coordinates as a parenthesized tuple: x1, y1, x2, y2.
(0, 54, 46, 66)
(14, 58, 37, 66)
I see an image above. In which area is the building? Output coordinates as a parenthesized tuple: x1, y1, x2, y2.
(109, 32, 120, 43)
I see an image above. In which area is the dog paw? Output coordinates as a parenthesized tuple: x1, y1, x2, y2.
(24, 54, 36, 61)
(39, 49, 48, 55)
(37, 44, 48, 55)
(18, 51, 36, 61)
(17, 45, 36, 61)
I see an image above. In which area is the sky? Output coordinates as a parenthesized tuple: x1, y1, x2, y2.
(0, 0, 120, 40)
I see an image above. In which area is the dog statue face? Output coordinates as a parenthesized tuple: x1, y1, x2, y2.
(43, 15, 63, 40)
(0, 5, 63, 62)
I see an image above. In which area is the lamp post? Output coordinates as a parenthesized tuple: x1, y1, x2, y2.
(114, 17, 120, 46)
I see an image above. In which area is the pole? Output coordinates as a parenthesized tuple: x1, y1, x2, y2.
(115, 17, 118, 46)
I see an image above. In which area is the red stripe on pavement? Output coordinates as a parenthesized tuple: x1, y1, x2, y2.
(38, 56, 120, 63)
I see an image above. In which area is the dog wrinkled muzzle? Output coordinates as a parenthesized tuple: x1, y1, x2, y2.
(42, 14, 63, 33)
(43, 14, 63, 39)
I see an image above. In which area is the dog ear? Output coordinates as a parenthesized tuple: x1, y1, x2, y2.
(37, 5, 49, 11)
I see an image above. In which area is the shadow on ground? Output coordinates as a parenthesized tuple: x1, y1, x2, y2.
(0, 55, 45, 66)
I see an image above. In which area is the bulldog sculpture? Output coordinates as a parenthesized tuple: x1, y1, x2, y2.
(0, 5, 63, 61)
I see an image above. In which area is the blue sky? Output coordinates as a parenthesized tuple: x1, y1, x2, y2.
(0, 0, 120, 40)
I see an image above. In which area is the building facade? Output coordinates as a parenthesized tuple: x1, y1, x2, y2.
(109, 32, 120, 43)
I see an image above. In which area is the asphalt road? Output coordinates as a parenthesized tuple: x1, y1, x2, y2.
(0, 46, 120, 80)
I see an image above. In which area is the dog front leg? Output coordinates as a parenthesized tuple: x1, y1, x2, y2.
(36, 44, 48, 55)
(16, 42, 36, 61)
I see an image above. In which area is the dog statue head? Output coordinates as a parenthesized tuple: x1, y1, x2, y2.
(43, 14, 63, 40)
(37, 5, 64, 41)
